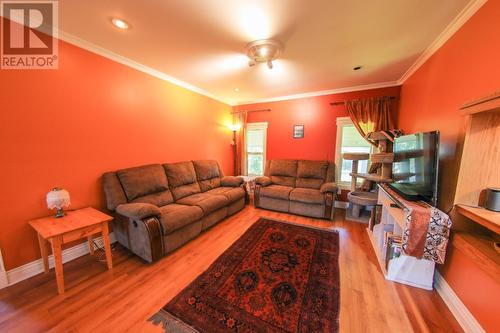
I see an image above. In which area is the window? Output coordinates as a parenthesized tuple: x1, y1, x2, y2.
(245, 122, 268, 176)
(335, 117, 372, 188)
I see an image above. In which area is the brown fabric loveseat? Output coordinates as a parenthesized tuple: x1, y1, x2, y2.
(254, 159, 338, 219)
(102, 160, 245, 263)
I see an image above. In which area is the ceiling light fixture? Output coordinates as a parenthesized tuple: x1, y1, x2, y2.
(246, 39, 282, 69)
(111, 18, 129, 30)
(234, 88, 240, 92)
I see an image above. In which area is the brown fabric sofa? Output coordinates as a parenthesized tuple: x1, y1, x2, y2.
(254, 159, 338, 219)
(102, 160, 245, 263)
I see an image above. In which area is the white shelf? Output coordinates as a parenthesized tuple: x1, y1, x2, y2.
(366, 185, 435, 290)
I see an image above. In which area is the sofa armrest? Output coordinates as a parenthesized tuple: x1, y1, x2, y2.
(116, 203, 161, 220)
(255, 176, 272, 186)
(221, 176, 244, 187)
(320, 182, 338, 194)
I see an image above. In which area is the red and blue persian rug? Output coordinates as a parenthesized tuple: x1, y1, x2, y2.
(149, 218, 340, 332)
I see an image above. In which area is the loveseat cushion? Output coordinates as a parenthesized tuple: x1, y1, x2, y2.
(116, 164, 170, 202)
(159, 204, 203, 235)
(204, 187, 245, 204)
(193, 160, 222, 192)
(289, 188, 325, 205)
(176, 193, 228, 214)
(295, 160, 329, 189)
(268, 160, 298, 187)
(259, 185, 293, 200)
(164, 162, 201, 200)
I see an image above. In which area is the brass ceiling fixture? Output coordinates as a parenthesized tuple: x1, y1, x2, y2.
(246, 39, 283, 69)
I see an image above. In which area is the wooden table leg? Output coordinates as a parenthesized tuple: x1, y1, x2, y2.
(37, 233, 49, 274)
(51, 236, 64, 294)
(102, 222, 113, 270)
(87, 235, 94, 255)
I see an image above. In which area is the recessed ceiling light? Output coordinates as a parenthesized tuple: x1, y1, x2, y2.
(353, 66, 362, 71)
(234, 88, 240, 92)
(111, 18, 129, 30)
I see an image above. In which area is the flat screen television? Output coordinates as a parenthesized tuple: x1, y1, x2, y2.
(389, 131, 440, 206)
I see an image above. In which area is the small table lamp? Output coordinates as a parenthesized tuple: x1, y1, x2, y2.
(46, 187, 71, 218)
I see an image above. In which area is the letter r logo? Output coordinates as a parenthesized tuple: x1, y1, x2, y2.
(1, 2, 54, 55)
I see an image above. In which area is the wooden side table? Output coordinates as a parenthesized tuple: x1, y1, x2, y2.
(29, 207, 113, 294)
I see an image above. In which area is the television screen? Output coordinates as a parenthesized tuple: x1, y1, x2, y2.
(389, 131, 440, 206)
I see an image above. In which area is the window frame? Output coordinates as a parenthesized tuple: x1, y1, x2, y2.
(245, 122, 268, 176)
(334, 117, 373, 190)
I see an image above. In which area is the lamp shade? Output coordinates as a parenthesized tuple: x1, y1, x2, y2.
(46, 187, 71, 210)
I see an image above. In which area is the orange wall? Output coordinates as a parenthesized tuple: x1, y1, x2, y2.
(0, 40, 233, 270)
(397, 1, 500, 331)
(235, 86, 401, 201)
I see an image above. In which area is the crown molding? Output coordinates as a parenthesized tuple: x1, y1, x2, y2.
(235, 81, 401, 105)
(397, 0, 487, 84)
(57, 31, 233, 106)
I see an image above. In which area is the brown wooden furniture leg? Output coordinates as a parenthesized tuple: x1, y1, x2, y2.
(102, 222, 113, 270)
(51, 236, 64, 294)
(37, 233, 49, 274)
(87, 235, 94, 255)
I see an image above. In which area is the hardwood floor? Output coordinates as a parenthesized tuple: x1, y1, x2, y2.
(0, 206, 463, 333)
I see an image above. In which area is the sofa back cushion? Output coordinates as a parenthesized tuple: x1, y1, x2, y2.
(102, 172, 128, 211)
(193, 160, 222, 192)
(267, 160, 297, 187)
(116, 164, 171, 203)
(164, 161, 201, 200)
(295, 160, 329, 189)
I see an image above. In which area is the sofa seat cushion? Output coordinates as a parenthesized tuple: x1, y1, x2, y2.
(259, 185, 293, 200)
(204, 187, 245, 204)
(176, 193, 228, 214)
(159, 204, 203, 235)
(290, 188, 325, 205)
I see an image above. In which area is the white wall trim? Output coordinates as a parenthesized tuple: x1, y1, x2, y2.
(0, 248, 8, 289)
(236, 81, 400, 105)
(2, 233, 116, 288)
(57, 31, 232, 106)
(434, 271, 485, 333)
(397, 0, 487, 84)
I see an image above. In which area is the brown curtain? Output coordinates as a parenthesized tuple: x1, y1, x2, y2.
(233, 111, 248, 175)
(345, 96, 394, 146)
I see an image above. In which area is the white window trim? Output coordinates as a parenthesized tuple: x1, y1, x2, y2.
(334, 117, 373, 190)
(245, 122, 268, 176)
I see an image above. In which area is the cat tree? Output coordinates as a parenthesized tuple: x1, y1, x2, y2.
(343, 131, 396, 222)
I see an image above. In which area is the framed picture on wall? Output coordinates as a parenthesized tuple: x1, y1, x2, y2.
(293, 125, 304, 138)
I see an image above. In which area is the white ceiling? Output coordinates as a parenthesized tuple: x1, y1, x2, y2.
(57, 0, 473, 105)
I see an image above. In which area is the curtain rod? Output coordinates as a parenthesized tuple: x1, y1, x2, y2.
(231, 108, 271, 114)
(330, 96, 397, 106)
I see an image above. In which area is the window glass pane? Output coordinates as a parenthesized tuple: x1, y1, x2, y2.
(339, 124, 372, 183)
(247, 129, 264, 153)
(247, 154, 263, 175)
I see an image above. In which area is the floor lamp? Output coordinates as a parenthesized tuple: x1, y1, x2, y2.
(229, 123, 241, 175)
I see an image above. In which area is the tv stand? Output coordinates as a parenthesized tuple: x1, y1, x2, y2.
(367, 185, 436, 290)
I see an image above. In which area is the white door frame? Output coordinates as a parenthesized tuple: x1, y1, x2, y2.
(0, 248, 8, 289)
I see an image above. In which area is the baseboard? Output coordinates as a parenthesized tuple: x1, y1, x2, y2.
(335, 201, 349, 209)
(3, 233, 116, 288)
(434, 271, 485, 333)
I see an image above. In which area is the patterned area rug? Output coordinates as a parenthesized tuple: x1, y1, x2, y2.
(149, 218, 340, 333)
